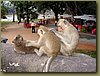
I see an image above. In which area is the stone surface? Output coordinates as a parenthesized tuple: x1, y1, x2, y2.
(1, 43, 96, 72)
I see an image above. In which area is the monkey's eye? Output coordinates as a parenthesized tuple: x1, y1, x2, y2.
(16, 37, 18, 39)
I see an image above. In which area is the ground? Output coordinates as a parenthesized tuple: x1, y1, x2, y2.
(1, 22, 96, 51)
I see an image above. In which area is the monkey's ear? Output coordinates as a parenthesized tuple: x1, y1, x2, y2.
(20, 36, 23, 41)
(15, 34, 20, 39)
(40, 30, 43, 34)
(17, 34, 21, 37)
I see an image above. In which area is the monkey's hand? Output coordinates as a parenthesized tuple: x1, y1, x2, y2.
(26, 41, 33, 47)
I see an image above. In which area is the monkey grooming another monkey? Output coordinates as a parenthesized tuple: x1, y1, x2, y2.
(53, 19, 79, 56)
(26, 26, 61, 72)
(12, 34, 38, 54)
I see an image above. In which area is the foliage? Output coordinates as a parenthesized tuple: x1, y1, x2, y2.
(1, 1, 8, 18)
(11, 1, 37, 23)
(9, 1, 96, 23)
(34, 1, 96, 21)
(34, 1, 67, 21)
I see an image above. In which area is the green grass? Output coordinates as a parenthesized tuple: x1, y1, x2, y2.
(76, 49, 96, 58)
(1, 21, 15, 26)
(1, 21, 17, 31)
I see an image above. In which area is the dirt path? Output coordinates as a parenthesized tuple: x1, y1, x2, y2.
(1, 23, 39, 43)
(1, 23, 96, 51)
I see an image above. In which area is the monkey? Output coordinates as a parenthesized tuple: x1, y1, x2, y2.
(52, 19, 79, 56)
(12, 34, 39, 54)
(26, 26, 61, 72)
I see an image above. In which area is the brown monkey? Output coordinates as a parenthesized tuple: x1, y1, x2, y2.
(12, 34, 38, 54)
(26, 26, 61, 72)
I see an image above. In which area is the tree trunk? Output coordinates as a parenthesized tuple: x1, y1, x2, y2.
(55, 12, 58, 22)
(55, 2, 58, 22)
(26, 2, 29, 24)
(12, 4, 15, 22)
(65, 2, 72, 15)
(12, 12, 15, 22)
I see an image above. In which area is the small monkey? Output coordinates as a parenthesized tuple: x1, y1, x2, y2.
(12, 34, 38, 54)
(53, 19, 79, 56)
(26, 26, 61, 72)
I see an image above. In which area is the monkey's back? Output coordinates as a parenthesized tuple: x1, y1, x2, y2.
(44, 31, 61, 56)
(64, 24, 79, 49)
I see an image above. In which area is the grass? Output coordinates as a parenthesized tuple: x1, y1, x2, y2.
(1, 21, 17, 31)
(76, 49, 96, 58)
(1, 21, 15, 26)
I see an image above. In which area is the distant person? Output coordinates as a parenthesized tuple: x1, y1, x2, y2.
(24, 18, 27, 28)
(31, 21, 36, 33)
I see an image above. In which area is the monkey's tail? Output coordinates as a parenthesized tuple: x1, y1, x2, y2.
(44, 56, 55, 72)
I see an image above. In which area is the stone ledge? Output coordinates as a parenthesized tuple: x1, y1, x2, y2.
(1, 43, 96, 72)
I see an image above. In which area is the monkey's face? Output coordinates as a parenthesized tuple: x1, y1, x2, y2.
(12, 35, 23, 46)
(58, 26, 63, 32)
(57, 19, 65, 27)
(57, 19, 65, 32)
(57, 19, 69, 32)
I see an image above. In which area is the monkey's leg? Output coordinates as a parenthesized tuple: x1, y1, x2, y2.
(14, 48, 26, 54)
(34, 46, 45, 56)
(60, 43, 69, 56)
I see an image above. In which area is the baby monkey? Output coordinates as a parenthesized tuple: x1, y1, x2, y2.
(12, 34, 38, 54)
(26, 26, 61, 72)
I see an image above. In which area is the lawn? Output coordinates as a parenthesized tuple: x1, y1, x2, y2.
(1, 21, 17, 31)
(76, 49, 96, 58)
(1, 21, 15, 26)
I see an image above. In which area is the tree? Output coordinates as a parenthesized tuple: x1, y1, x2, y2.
(34, 1, 96, 20)
(11, 1, 37, 23)
(1, 1, 8, 18)
(10, 1, 96, 23)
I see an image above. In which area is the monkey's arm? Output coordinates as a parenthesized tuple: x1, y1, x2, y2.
(26, 37, 43, 48)
(26, 41, 40, 48)
(26, 40, 37, 42)
(52, 30, 64, 39)
(53, 30, 71, 44)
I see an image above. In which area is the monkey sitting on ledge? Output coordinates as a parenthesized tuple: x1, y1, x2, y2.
(53, 19, 79, 56)
(26, 26, 61, 72)
(12, 34, 38, 54)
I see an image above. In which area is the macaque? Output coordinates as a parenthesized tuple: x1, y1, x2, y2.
(53, 19, 79, 56)
(26, 26, 61, 72)
(12, 34, 38, 54)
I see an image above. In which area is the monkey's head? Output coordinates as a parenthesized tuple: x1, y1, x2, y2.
(57, 19, 70, 27)
(57, 19, 71, 32)
(12, 34, 24, 46)
(38, 26, 48, 36)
